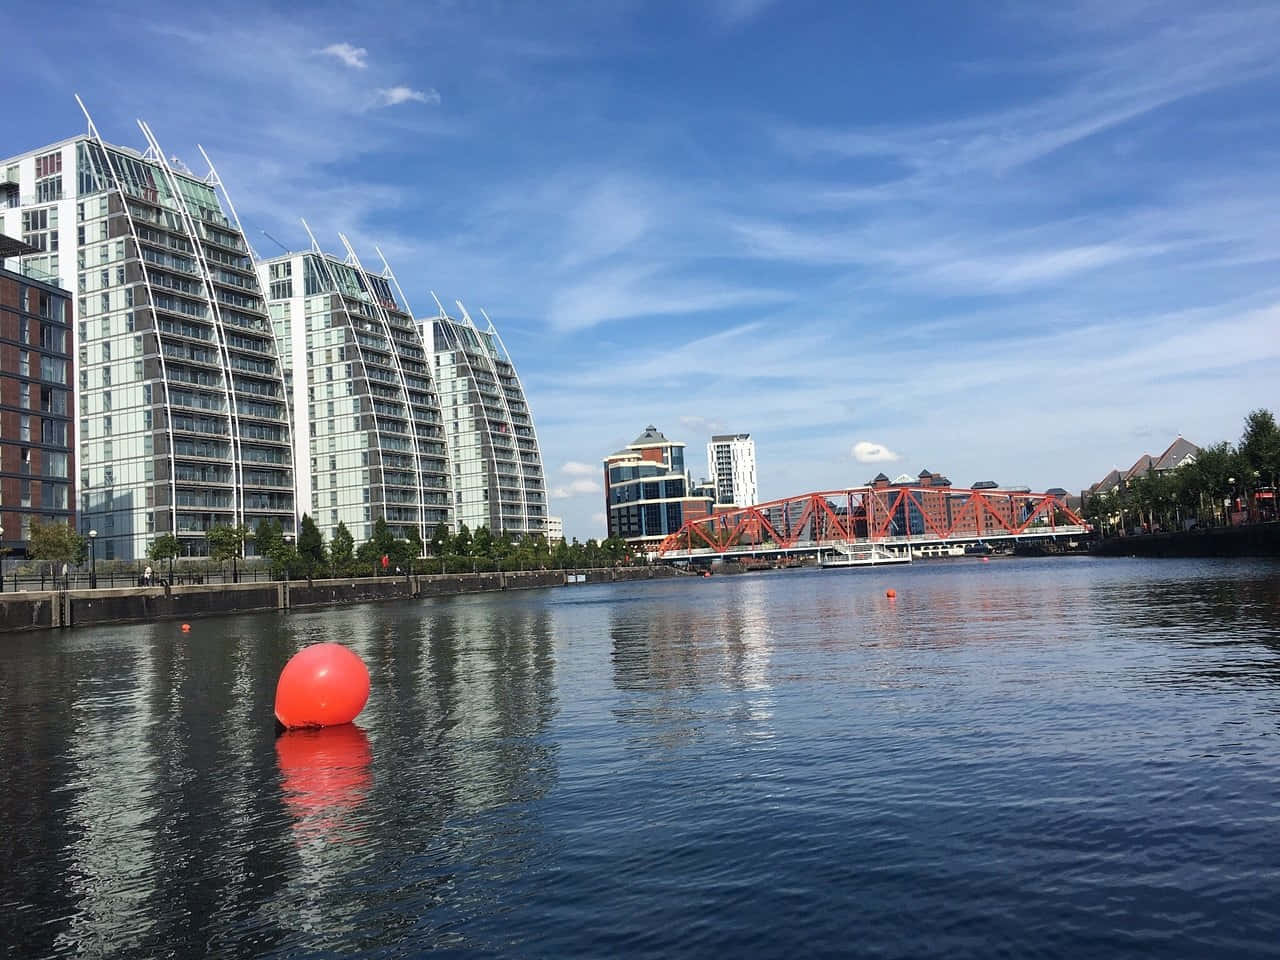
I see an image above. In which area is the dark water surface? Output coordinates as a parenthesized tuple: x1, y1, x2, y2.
(4, 558, 1280, 958)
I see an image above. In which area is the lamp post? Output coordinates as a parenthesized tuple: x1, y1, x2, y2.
(283, 532, 294, 581)
(89, 529, 98, 589)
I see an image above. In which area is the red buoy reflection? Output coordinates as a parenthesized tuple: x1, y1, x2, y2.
(275, 724, 372, 845)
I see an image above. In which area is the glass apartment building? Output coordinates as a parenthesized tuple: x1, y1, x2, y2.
(429, 308, 546, 537)
(1, 116, 294, 559)
(261, 242, 451, 546)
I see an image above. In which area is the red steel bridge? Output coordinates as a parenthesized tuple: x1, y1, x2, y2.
(654, 485, 1089, 561)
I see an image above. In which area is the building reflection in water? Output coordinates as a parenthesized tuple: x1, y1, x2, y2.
(1, 594, 561, 957)
(610, 578, 777, 748)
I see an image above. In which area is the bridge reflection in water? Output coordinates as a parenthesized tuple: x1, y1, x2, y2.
(656, 485, 1089, 561)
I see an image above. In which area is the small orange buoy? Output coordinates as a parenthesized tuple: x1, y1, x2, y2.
(981, 556, 990, 563)
(885, 589, 896, 599)
(275, 643, 370, 730)
(181, 623, 191, 632)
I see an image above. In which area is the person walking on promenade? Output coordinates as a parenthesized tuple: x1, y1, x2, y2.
(61, 562, 69, 590)
(144, 564, 153, 586)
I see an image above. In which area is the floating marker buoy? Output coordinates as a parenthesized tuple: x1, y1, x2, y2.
(982, 556, 990, 563)
(181, 623, 191, 632)
(886, 589, 896, 599)
(275, 643, 370, 730)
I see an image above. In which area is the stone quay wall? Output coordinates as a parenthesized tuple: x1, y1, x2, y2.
(0, 565, 682, 632)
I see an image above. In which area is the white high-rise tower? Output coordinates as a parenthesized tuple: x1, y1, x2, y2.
(707, 433, 758, 507)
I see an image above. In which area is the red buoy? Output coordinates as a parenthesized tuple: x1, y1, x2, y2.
(885, 588, 896, 599)
(181, 623, 191, 632)
(275, 643, 370, 730)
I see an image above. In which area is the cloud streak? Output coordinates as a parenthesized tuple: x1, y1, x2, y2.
(377, 86, 441, 107)
(317, 42, 368, 69)
(550, 478, 602, 499)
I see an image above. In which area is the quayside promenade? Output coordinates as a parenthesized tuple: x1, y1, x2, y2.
(0, 566, 683, 633)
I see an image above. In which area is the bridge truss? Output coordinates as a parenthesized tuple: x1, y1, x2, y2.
(655, 485, 1089, 560)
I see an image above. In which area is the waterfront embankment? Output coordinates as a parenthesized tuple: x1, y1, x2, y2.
(1090, 521, 1280, 558)
(0, 566, 683, 633)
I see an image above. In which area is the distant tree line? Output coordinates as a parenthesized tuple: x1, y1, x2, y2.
(1084, 408, 1280, 536)
(139, 516, 636, 580)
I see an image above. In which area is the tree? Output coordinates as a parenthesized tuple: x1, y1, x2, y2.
(206, 524, 247, 581)
(453, 523, 472, 559)
(472, 525, 494, 559)
(1240, 408, 1280, 490)
(330, 521, 355, 576)
(28, 521, 86, 576)
(357, 517, 398, 572)
(393, 526, 424, 572)
(297, 514, 327, 577)
(602, 535, 628, 565)
(430, 523, 450, 557)
(254, 518, 283, 559)
(148, 532, 182, 583)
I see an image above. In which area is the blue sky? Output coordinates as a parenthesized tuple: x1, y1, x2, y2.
(10, 0, 1280, 540)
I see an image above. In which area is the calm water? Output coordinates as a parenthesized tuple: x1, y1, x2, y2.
(3, 557, 1280, 958)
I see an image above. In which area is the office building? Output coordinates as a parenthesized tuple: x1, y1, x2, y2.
(428, 305, 546, 537)
(604, 425, 713, 548)
(1, 112, 294, 559)
(707, 432, 758, 507)
(0, 241, 75, 556)
(261, 236, 452, 546)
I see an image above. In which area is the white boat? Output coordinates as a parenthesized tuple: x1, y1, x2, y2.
(819, 542, 912, 568)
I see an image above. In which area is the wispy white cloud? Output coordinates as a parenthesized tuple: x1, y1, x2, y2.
(377, 86, 441, 107)
(560, 461, 597, 476)
(852, 441, 901, 464)
(548, 263, 788, 332)
(550, 478, 602, 499)
(317, 42, 369, 69)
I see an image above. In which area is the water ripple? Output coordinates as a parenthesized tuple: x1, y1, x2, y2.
(2, 558, 1280, 957)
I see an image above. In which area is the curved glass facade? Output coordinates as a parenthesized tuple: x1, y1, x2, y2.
(2, 125, 295, 559)
(262, 248, 451, 546)
(430, 311, 546, 537)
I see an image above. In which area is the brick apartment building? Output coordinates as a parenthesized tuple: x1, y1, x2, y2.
(0, 239, 75, 557)
(860, 470, 1035, 538)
